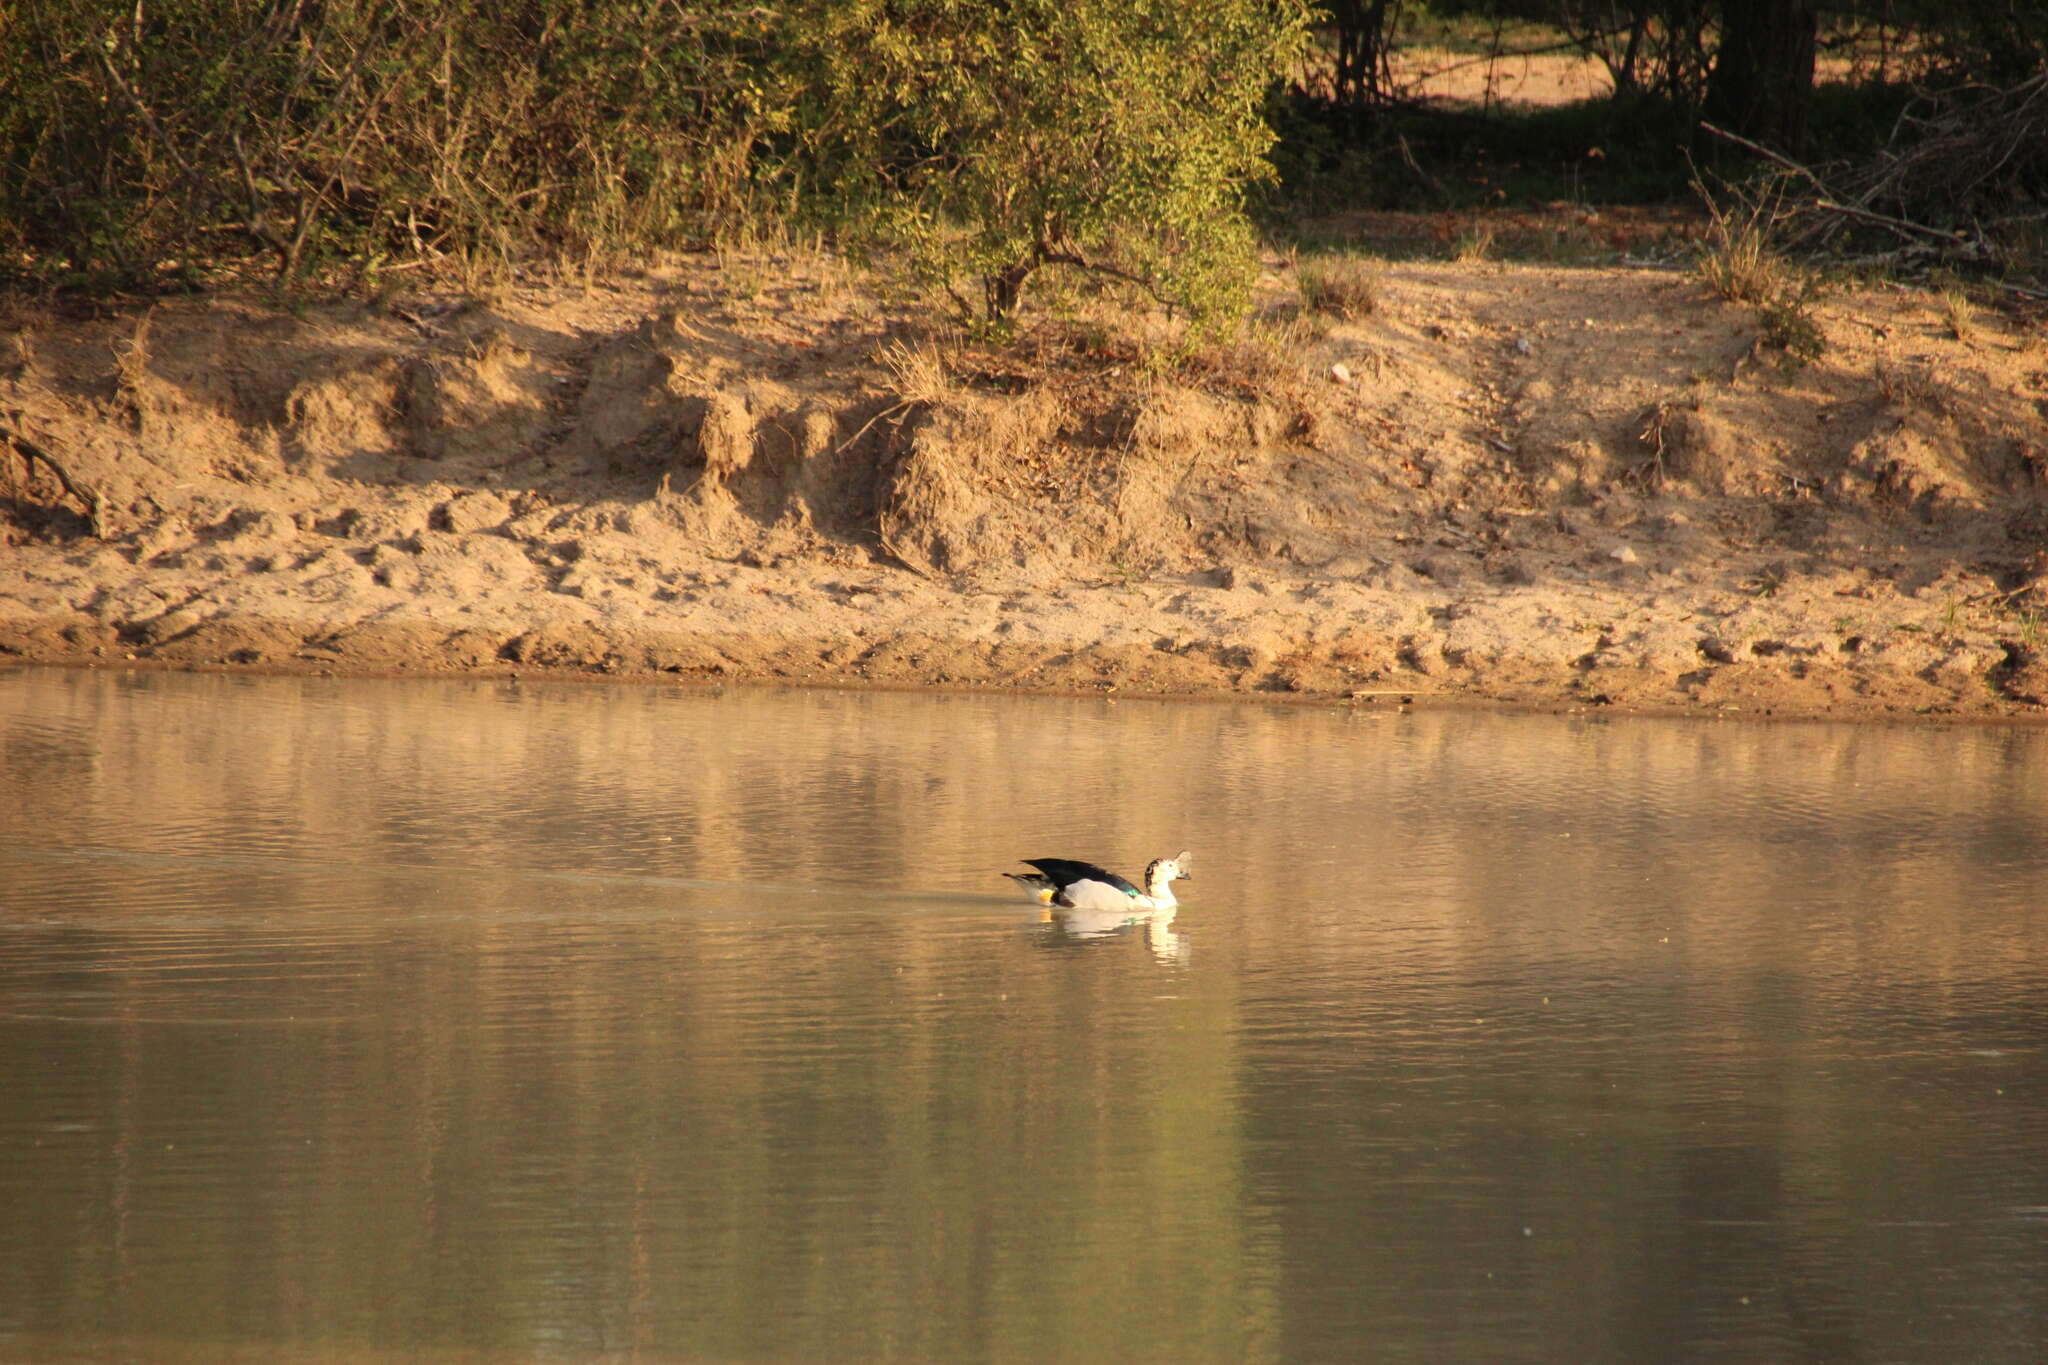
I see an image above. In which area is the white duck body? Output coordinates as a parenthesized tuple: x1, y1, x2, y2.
(1018, 852, 1191, 912)
(1061, 876, 1149, 913)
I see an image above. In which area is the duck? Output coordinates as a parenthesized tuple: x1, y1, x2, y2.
(1009, 852, 1191, 912)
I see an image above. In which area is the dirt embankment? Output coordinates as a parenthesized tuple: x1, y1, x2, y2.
(3, 244, 2047, 720)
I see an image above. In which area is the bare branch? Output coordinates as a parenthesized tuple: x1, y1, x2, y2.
(1, 414, 110, 537)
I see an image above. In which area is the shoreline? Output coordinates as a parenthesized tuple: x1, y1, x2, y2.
(6, 570, 2043, 724)
(8, 657, 2043, 728)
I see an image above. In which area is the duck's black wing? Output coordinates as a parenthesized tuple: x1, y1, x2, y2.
(1022, 858, 1143, 897)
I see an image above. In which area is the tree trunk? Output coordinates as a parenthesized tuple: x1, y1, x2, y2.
(1706, 0, 1818, 151)
(1328, 0, 1394, 107)
(984, 261, 1031, 323)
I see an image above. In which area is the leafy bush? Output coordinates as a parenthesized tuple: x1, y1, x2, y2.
(795, 0, 1309, 329)
(0, 0, 1309, 331)
(1756, 290, 1825, 366)
(0, 3, 795, 288)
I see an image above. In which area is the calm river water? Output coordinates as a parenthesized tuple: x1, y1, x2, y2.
(2, 668, 2045, 1363)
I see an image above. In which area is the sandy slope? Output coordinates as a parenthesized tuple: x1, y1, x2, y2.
(3, 245, 2046, 720)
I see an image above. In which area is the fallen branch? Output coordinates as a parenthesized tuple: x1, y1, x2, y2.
(1812, 197, 1976, 247)
(1986, 279, 2048, 300)
(1698, 121, 1830, 195)
(0, 414, 110, 537)
(1700, 118, 2004, 257)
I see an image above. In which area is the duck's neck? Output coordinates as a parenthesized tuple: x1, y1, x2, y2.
(1144, 876, 1178, 909)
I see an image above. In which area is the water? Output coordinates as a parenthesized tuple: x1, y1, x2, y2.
(2, 667, 2044, 1363)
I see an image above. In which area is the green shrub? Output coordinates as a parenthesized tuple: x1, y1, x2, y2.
(0, 0, 1308, 328)
(1757, 291, 1825, 367)
(795, 0, 1309, 330)
(0, 2, 792, 288)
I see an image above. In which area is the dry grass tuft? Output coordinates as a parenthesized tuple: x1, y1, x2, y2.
(1452, 222, 1495, 263)
(1180, 316, 1318, 398)
(1693, 179, 1827, 367)
(1696, 214, 1790, 305)
(1875, 359, 1946, 412)
(0, 326, 34, 381)
(111, 310, 155, 395)
(877, 338, 952, 408)
(1297, 254, 1379, 320)
(108, 309, 161, 429)
(1938, 286, 1976, 344)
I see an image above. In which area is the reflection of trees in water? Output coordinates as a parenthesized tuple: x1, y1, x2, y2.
(14, 671, 2045, 934)
(4, 670, 2045, 1358)
(0, 896, 1268, 1359)
(0, 672, 1273, 1357)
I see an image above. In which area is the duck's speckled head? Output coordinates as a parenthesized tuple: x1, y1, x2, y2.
(1145, 851, 1192, 888)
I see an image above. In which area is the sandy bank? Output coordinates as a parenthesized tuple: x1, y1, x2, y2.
(4, 245, 2046, 720)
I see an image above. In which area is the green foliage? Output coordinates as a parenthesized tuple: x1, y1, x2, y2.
(0, 2, 792, 289)
(0, 0, 1308, 330)
(795, 1, 1309, 328)
(1756, 291, 1825, 367)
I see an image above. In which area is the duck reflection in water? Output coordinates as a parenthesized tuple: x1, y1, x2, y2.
(1039, 900, 1186, 964)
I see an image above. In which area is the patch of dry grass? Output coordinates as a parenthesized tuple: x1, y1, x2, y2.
(1938, 286, 1976, 343)
(1875, 359, 1945, 411)
(877, 337, 952, 407)
(1297, 254, 1380, 320)
(1696, 213, 1790, 305)
(1693, 180, 1827, 367)
(1452, 222, 1496, 263)
(1181, 315, 1320, 396)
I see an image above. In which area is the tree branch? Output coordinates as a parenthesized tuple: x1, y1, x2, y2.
(1036, 242, 1174, 311)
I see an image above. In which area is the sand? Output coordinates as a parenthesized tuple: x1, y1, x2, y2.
(3, 238, 2046, 721)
